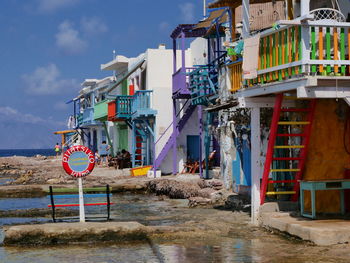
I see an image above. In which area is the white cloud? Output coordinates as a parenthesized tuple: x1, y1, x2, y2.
(159, 21, 170, 32)
(0, 106, 65, 126)
(22, 63, 78, 95)
(179, 3, 195, 23)
(81, 17, 108, 36)
(37, 0, 80, 13)
(55, 20, 87, 55)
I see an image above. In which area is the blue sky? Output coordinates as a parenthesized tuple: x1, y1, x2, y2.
(0, 0, 204, 149)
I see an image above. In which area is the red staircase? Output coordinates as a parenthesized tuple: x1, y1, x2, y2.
(260, 93, 317, 205)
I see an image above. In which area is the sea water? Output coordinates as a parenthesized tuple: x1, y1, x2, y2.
(0, 149, 55, 158)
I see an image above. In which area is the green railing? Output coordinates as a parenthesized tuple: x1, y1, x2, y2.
(94, 100, 112, 121)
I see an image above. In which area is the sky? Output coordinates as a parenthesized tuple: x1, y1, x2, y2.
(0, 0, 204, 149)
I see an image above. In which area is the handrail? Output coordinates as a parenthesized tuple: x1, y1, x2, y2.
(155, 99, 189, 145)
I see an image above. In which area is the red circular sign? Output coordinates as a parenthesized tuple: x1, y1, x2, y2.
(62, 145, 95, 178)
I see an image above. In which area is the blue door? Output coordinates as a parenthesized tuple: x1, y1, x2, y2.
(93, 130, 98, 153)
(187, 135, 200, 162)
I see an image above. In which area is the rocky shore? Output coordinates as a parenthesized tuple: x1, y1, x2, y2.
(0, 156, 248, 210)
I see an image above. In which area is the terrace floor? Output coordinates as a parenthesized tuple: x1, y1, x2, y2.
(259, 202, 350, 246)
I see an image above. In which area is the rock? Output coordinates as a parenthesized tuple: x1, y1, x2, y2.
(205, 179, 223, 190)
(46, 178, 60, 184)
(147, 179, 200, 199)
(198, 188, 216, 198)
(188, 197, 212, 207)
(225, 194, 251, 212)
(3, 222, 150, 245)
(210, 190, 224, 203)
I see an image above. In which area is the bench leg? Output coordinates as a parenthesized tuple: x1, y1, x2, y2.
(106, 184, 111, 221)
(300, 189, 305, 216)
(49, 186, 56, 222)
(341, 189, 345, 215)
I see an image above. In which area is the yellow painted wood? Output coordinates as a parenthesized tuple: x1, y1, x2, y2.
(271, 168, 301, 172)
(274, 145, 305, 149)
(278, 121, 310, 125)
(266, 191, 296, 195)
(319, 28, 324, 72)
(334, 27, 339, 73)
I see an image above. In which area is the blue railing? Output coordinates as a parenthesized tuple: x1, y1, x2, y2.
(116, 90, 156, 119)
(187, 53, 226, 106)
(116, 95, 133, 118)
(81, 107, 95, 125)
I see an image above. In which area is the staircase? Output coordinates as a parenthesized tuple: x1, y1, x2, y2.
(153, 104, 196, 170)
(132, 119, 153, 167)
(260, 93, 317, 204)
(188, 53, 225, 106)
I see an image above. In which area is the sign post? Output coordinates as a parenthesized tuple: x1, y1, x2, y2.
(62, 145, 95, 222)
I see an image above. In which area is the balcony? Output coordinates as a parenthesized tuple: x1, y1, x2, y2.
(93, 99, 112, 121)
(76, 113, 83, 127)
(172, 68, 191, 98)
(81, 107, 96, 126)
(115, 90, 157, 119)
(238, 12, 350, 92)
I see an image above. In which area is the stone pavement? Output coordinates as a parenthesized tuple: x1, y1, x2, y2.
(259, 203, 350, 246)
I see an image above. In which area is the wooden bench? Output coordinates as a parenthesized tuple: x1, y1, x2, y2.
(300, 180, 350, 219)
(47, 185, 113, 222)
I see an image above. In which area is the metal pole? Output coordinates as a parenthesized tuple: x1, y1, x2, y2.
(172, 99, 178, 174)
(181, 31, 186, 70)
(203, 0, 207, 17)
(242, 0, 250, 38)
(198, 105, 203, 178)
(78, 177, 85, 222)
(173, 39, 177, 73)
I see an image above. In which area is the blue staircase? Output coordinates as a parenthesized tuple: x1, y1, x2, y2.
(115, 91, 157, 168)
(188, 53, 226, 106)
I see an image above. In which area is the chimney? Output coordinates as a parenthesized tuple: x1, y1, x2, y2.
(158, 44, 166, 50)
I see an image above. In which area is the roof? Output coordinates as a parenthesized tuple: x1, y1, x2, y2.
(208, 0, 275, 9)
(101, 55, 129, 71)
(234, 1, 285, 31)
(170, 24, 207, 39)
(81, 79, 98, 87)
(194, 9, 226, 29)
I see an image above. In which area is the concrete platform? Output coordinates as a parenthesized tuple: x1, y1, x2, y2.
(3, 222, 150, 245)
(259, 203, 350, 246)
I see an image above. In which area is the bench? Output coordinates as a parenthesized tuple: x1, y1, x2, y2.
(47, 185, 113, 222)
(300, 180, 350, 219)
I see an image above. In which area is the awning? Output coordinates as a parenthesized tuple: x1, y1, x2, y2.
(208, 0, 274, 9)
(106, 59, 145, 93)
(54, 130, 77, 135)
(194, 9, 226, 29)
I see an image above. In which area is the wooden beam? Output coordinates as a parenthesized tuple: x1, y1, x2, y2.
(54, 130, 76, 135)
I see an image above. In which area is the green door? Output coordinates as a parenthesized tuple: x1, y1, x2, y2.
(118, 125, 128, 151)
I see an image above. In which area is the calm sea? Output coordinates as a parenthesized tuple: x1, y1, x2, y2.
(0, 149, 55, 157)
